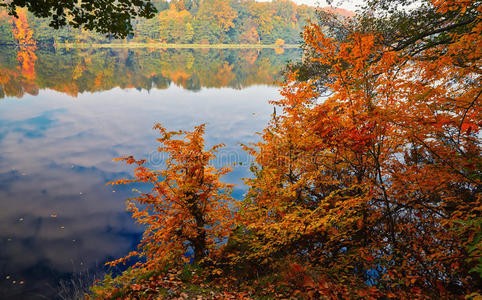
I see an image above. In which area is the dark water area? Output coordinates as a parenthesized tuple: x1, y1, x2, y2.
(0, 46, 300, 299)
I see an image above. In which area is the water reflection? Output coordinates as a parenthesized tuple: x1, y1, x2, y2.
(0, 47, 299, 299)
(0, 46, 297, 99)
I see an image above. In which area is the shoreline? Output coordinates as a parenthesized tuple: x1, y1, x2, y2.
(52, 43, 300, 49)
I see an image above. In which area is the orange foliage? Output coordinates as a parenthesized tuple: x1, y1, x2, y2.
(213, 0, 238, 32)
(16, 47, 37, 80)
(162, 69, 192, 87)
(11, 9, 35, 46)
(6, 9, 38, 81)
(213, 62, 235, 87)
(90, 0, 480, 298)
(239, 0, 481, 297)
(107, 124, 235, 271)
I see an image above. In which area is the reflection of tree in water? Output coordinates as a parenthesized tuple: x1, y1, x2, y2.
(240, 49, 259, 65)
(10, 8, 37, 81)
(0, 47, 300, 99)
(214, 62, 235, 87)
(0, 8, 39, 98)
(16, 47, 37, 80)
(0, 47, 39, 98)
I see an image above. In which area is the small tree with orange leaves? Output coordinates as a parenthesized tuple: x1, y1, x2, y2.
(106, 124, 235, 272)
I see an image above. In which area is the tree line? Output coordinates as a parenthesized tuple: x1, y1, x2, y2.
(0, 0, 317, 46)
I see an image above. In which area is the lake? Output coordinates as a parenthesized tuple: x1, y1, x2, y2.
(0, 46, 300, 299)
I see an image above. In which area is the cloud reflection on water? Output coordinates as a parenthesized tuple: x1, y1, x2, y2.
(0, 83, 281, 298)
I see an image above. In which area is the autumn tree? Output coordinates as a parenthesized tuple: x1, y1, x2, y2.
(191, 0, 237, 43)
(248, 2, 275, 42)
(158, 6, 193, 43)
(238, 20, 260, 44)
(212, 0, 238, 32)
(107, 124, 235, 271)
(237, 0, 481, 298)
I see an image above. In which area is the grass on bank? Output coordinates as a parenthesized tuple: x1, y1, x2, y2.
(54, 42, 299, 49)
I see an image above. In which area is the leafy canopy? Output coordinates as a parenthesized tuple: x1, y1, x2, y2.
(1, 0, 157, 38)
(106, 124, 235, 271)
(240, 0, 481, 297)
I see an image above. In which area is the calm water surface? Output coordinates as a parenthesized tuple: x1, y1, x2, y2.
(0, 46, 299, 299)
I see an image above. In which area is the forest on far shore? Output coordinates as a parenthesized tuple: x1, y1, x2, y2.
(0, 0, 353, 46)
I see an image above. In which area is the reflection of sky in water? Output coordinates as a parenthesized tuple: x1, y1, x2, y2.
(0, 85, 279, 298)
